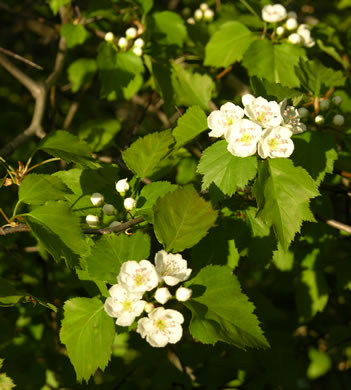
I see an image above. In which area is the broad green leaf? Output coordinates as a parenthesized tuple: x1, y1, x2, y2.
(307, 348, 332, 379)
(171, 63, 214, 110)
(176, 157, 197, 185)
(60, 297, 115, 382)
(272, 243, 294, 271)
(37, 130, 98, 168)
(197, 140, 257, 196)
(122, 130, 174, 178)
(254, 159, 319, 251)
(204, 21, 254, 68)
(242, 40, 304, 88)
(19, 173, 70, 205)
(151, 11, 187, 47)
(292, 132, 338, 185)
(185, 265, 269, 349)
(0, 358, 15, 389)
(173, 106, 208, 148)
(153, 185, 217, 252)
(136, 181, 178, 222)
(86, 231, 151, 283)
(46, 0, 70, 14)
(25, 201, 88, 267)
(316, 39, 349, 68)
(250, 76, 301, 101)
(136, 0, 153, 14)
(60, 24, 88, 48)
(68, 58, 97, 92)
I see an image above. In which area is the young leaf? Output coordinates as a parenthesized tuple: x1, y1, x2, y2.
(122, 130, 174, 178)
(60, 24, 88, 48)
(185, 265, 269, 349)
(46, 0, 70, 15)
(151, 11, 187, 47)
(197, 140, 257, 196)
(153, 185, 217, 252)
(254, 159, 319, 251)
(68, 58, 97, 93)
(85, 231, 151, 283)
(204, 21, 254, 68)
(60, 297, 115, 383)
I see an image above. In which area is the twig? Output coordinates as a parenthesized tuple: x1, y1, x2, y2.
(319, 217, 351, 235)
(0, 47, 43, 70)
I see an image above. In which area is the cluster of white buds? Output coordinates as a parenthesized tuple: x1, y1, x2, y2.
(105, 27, 145, 57)
(186, 3, 215, 25)
(207, 95, 306, 159)
(115, 178, 137, 211)
(104, 250, 192, 348)
(86, 192, 118, 227)
(262, 4, 315, 48)
(312, 95, 344, 126)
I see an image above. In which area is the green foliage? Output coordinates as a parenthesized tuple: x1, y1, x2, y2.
(60, 24, 88, 48)
(307, 348, 332, 379)
(46, 0, 70, 14)
(67, 58, 97, 92)
(0, 358, 15, 389)
(151, 11, 187, 47)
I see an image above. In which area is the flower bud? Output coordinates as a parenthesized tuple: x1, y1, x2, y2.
(288, 33, 302, 45)
(194, 9, 203, 22)
(116, 178, 130, 193)
(187, 17, 196, 25)
(154, 287, 172, 305)
(132, 47, 143, 57)
(319, 99, 330, 111)
(332, 95, 342, 105)
(241, 93, 255, 106)
(124, 197, 136, 210)
(286, 17, 298, 31)
(276, 26, 285, 36)
(104, 32, 115, 43)
(103, 204, 116, 216)
(144, 302, 155, 313)
(109, 220, 121, 228)
(86, 214, 99, 227)
(200, 3, 209, 11)
(125, 27, 137, 40)
(332, 114, 344, 126)
(118, 37, 128, 49)
(314, 115, 325, 125)
(298, 107, 309, 118)
(175, 287, 192, 302)
(134, 38, 145, 48)
(90, 192, 104, 206)
(203, 9, 214, 22)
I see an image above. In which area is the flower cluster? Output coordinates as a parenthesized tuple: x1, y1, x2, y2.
(104, 28, 145, 57)
(104, 250, 192, 348)
(207, 95, 307, 159)
(184, 3, 215, 25)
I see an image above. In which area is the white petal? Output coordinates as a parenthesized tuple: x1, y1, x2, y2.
(147, 332, 169, 348)
(167, 323, 183, 344)
(164, 309, 184, 324)
(155, 287, 172, 304)
(207, 111, 226, 138)
(116, 312, 136, 327)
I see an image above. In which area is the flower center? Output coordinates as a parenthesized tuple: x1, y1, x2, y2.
(134, 272, 146, 286)
(123, 300, 132, 312)
(240, 134, 252, 144)
(268, 138, 279, 150)
(155, 319, 167, 332)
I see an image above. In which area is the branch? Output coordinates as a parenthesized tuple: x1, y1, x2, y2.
(324, 219, 351, 235)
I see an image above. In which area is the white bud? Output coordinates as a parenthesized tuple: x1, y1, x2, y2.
(86, 214, 99, 227)
(194, 9, 203, 21)
(118, 37, 128, 49)
(175, 287, 192, 302)
(187, 17, 196, 25)
(332, 114, 344, 126)
(315, 115, 325, 125)
(134, 38, 145, 48)
(132, 47, 143, 57)
(144, 302, 155, 313)
(109, 220, 121, 228)
(288, 33, 302, 44)
(332, 95, 342, 105)
(124, 197, 136, 210)
(200, 3, 209, 11)
(116, 178, 129, 193)
(203, 9, 214, 22)
(125, 27, 137, 40)
(104, 32, 115, 42)
(241, 93, 255, 106)
(103, 204, 116, 216)
(154, 287, 172, 305)
(276, 26, 285, 36)
(319, 99, 330, 111)
(90, 192, 104, 206)
(286, 17, 298, 30)
(287, 11, 298, 19)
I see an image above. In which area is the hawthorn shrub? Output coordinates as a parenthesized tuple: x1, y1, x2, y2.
(0, 0, 351, 389)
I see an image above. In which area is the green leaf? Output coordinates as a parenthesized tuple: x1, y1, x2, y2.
(0, 358, 16, 389)
(185, 265, 269, 349)
(173, 106, 208, 148)
(37, 130, 98, 168)
(204, 21, 254, 68)
(153, 185, 217, 252)
(136, 0, 153, 14)
(272, 243, 294, 271)
(19, 173, 70, 205)
(242, 41, 304, 88)
(86, 231, 151, 283)
(122, 130, 174, 178)
(316, 39, 349, 68)
(292, 132, 338, 185)
(197, 140, 257, 196)
(250, 76, 301, 102)
(60, 297, 115, 382)
(171, 63, 214, 110)
(254, 159, 319, 251)
(68, 58, 97, 93)
(46, 0, 70, 15)
(151, 11, 187, 47)
(60, 24, 88, 48)
(25, 201, 88, 267)
(307, 348, 332, 379)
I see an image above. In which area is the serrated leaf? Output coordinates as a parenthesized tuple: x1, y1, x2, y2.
(86, 231, 151, 283)
(185, 265, 269, 349)
(250, 76, 301, 101)
(19, 173, 70, 205)
(173, 106, 208, 148)
(68, 58, 97, 93)
(37, 130, 98, 168)
(204, 21, 254, 68)
(25, 201, 87, 267)
(197, 140, 257, 196)
(151, 11, 187, 47)
(254, 159, 319, 251)
(122, 130, 174, 178)
(153, 185, 217, 252)
(60, 24, 88, 48)
(60, 297, 115, 382)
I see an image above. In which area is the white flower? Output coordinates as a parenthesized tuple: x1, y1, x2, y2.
(90, 192, 104, 206)
(298, 107, 309, 119)
(241, 93, 255, 106)
(116, 178, 129, 193)
(175, 287, 192, 302)
(104, 284, 145, 326)
(86, 214, 99, 227)
(332, 96, 342, 105)
(262, 4, 287, 23)
(319, 99, 330, 111)
(134, 38, 145, 48)
(132, 47, 143, 57)
(103, 204, 116, 215)
(276, 26, 285, 36)
(288, 33, 302, 45)
(155, 250, 192, 286)
(118, 260, 159, 294)
(104, 32, 114, 42)
(286, 17, 298, 31)
(280, 101, 306, 134)
(315, 115, 325, 125)
(109, 220, 121, 228)
(154, 287, 172, 304)
(258, 126, 294, 159)
(333, 114, 344, 126)
(244, 96, 283, 128)
(137, 307, 184, 348)
(118, 37, 128, 49)
(207, 102, 244, 138)
(126, 27, 137, 40)
(194, 9, 203, 21)
(225, 119, 262, 157)
(297, 24, 315, 48)
(204, 9, 214, 22)
(124, 197, 136, 210)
